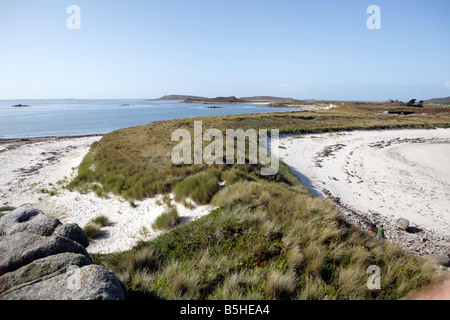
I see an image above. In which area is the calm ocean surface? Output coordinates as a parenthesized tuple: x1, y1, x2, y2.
(0, 99, 293, 139)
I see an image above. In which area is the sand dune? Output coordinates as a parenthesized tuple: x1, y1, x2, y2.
(0, 136, 213, 254)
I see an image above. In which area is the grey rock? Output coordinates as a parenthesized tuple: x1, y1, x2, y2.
(0, 252, 91, 293)
(391, 218, 409, 231)
(0, 207, 127, 300)
(423, 254, 450, 267)
(0, 232, 90, 275)
(0, 207, 61, 236)
(53, 223, 89, 248)
(1, 264, 127, 300)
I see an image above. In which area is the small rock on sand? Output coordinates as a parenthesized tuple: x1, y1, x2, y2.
(391, 218, 409, 231)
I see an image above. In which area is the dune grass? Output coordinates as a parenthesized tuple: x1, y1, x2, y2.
(94, 179, 438, 300)
(83, 215, 109, 240)
(173, 170, 220, 205)
(152, 207, 181, 231)
(79, 105, 449, 300)
(0, 206, 15, 213)
(83, 222, 103, 240)
(92, 215, 109, 227)
(0, 206, 16, 218)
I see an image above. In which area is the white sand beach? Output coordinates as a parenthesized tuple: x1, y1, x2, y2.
(274, 128, 450, 255)
(0, 136, 213, 254)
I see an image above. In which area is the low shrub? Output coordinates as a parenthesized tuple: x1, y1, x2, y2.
(91, 184, 104, 197)
(152, 207, 180, 231)
(222, 167, 248, 184)
(0, 206, 15, 212)
(92, 215, 109, 227)
(174, 171, 219, 205)
(83, 222, 103, 239)
(104, 173, 124, 193)
(83, 215, 109, 239)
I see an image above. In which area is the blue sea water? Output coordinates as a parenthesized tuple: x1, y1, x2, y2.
(0, 99, 293, 139)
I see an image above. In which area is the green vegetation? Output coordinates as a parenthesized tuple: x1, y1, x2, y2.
(83, 223, 103, 240)
(162, 194, 172, 208)
(174, 170, 219, 205)
(38, 188, 58, 196)
(66, 141, 99, 194)
(94, 179, 437, 300)
(0, 206, 16, 218)
(92, 215, 109, 227)
(76, 104, 449, 300)
(0, 206, 15, 212)
(83, 215, 109, 239)
(181, 198, 193, 209)
(152, 207, 181, 231)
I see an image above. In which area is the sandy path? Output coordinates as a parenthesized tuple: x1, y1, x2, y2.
(0, 136, 213, 254)
(273, 128, 450, 256)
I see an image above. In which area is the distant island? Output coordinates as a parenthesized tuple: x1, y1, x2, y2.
(424, 96, 450, 105)
(12, 104, 31, 108)
(240, 96, 294, 102)
(184, 95, 294, 104)
(185, 96, 246, 104)
(147, 94, 294, 104)
(146, 95, 208, 101)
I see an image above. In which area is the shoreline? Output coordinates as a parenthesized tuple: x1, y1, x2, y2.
(0, 133, 105, 144)
(273, 128, 450, 257)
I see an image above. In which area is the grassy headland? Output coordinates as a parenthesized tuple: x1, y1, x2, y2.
(70, 104, 449, 299)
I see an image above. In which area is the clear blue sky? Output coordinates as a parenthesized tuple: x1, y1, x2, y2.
(0, 0, 449, 101)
